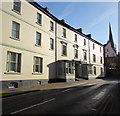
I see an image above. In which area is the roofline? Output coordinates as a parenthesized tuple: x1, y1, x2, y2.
(26, 0, 104, 47)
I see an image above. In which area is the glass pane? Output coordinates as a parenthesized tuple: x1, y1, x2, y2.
(36, 39, 40, 45)
(11, 53, 16, 62)
(10, 63, 16, 71)
(35, 58, 39, 65)
(12, 23, 16, 30)
(12, 31, 17, 38)
(36, 33, 41, 39)
(37, 13, 41, 24)
(40, 58, 42, 73)
(35, 65, 39, 72)
(16, 24, 20, 31)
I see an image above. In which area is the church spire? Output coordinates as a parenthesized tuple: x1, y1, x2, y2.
(109, 23, 114, 48)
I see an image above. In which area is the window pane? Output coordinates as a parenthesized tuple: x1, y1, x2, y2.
(50, 21, 54, 31)
(37, 13, 41, 24)
(11, 53, 16, 62)
(13, 0, 21, 12)
(10, 63, 16, 71)
(40, 58, 42, 73)
(35, 65, 39, 72)
(34, 57, 42, 73)
(12, 22, 20, 39)
(63, 45, 67, 55)
(36, 32, 41, 45)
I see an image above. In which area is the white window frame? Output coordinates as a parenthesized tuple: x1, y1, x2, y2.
(6, 51, 21, 73)
(62, 28, 66, 38)
(84, 39, 86, 46)
(37, 12, 42, 25)
(74, 49, 78, 58)
(50, 21, 54, 31)
(62, 44, 67, 56)
(93, 66, 96, 75)
(12, 21, 20, 39)
(13, 0, 21, 13)
(33, 57, 43, 74)
(50, 38, 54, 50)
(75, 34, 77, 42)
(36, 32, 41, 46)
(93, 54, 96, 62)
(66, 62, 74, 74)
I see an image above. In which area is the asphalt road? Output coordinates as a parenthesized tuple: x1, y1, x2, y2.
(2, 79, 120, 115)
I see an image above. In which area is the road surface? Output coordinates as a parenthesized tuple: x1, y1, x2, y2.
(2, 79, 120, 115)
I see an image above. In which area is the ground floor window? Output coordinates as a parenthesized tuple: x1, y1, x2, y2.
(88, 65, 92, 74)
(6, 51, 21, 72)
(100, 67, 103, 75)
(93, 66, 96, 75)
(66, 62, 74, 74)
(33, 56, 43, 73)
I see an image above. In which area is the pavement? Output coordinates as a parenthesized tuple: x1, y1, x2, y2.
(0, 78, 104, 98)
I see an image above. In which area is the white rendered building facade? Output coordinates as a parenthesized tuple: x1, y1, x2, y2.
(0, 0, 104, 89)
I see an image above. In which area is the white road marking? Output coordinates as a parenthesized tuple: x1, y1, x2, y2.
(61, 88, 72, 93)
(92, 89, 107, 100)
(11, 98, 56, 114)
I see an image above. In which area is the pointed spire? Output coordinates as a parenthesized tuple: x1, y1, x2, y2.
(109, 23, 114, 48)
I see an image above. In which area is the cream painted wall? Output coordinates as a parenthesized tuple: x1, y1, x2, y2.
(1, 0, 105, 85)
(1, 1, 55, 82)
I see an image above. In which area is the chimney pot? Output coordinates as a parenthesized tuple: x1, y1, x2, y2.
(61, 19, 65, 23)
(44, 7, 49, 12)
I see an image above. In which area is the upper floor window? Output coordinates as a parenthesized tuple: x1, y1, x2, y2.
(12, 21, 20, 39)
(6, 51, 21, 72)
(75, 34, 77, 42)
(84, 39, 86, 46)
(37, 13, 42, 25)
(74, 49, 78, 58)
(13, 0, 21, 13)
(62, 43, 67, 56)
(36, 32, 41, 46)
(100, 56, 102, 64)
(93, 43, 95, 50)
(83, 51, 87, 60)
(62, 28, 66, 38)
(50, 21, 54, 31)
(100, 47, 102, 53)
(50, 38, 54, 50)
(33, 56, 43, 74)
(93, 54, 96, 62)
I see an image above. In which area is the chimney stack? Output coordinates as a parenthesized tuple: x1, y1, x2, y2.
(61, 19, 65, 23)
(44, 7, 49, 12)
(77, 28, 82, 33)
(86, 34, 91, 38)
